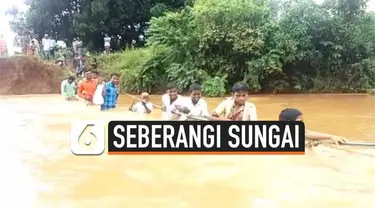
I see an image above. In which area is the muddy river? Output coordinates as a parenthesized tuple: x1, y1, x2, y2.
(0, 94, 374, 208)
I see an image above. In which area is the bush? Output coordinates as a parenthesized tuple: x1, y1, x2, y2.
(92, 0, 375, 95)
(92, 48, 153, 93)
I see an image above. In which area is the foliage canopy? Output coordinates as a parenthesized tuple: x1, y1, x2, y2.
(8, 0, 375, 95)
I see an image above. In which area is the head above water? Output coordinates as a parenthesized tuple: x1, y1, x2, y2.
(110, 73, 119, 85)
(67, 76, 75, 83)
(189, 83, 202, 103)
(166, 83, 178, 100)
(141, 92, 150, 102)
(279, 108, 303, 121)
(232, 82, 249, 105)
(85, 71, 92, 79)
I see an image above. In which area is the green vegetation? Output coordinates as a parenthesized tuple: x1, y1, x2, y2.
(8, 0, 375, 95)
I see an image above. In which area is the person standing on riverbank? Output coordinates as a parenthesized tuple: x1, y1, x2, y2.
(104, 34, 111, 54)
(278, 108, 347, 145)
(101, 73, 120, 111)
(61, 76, 78, 100)
(73, 53, 83, 78)
(72, 38, 77, 55)
(50, 37, 56, 59)
(81, 54, 87, 71)
(0, 34, 7, 56)
(30, 39, 40, 56)
(42, 34, 51, 60)
(211, 82, 258, 121)
(26, 40, 36, 56)
(76, 37, 83, 57)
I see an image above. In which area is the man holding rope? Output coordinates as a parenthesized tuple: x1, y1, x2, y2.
(171, 83, 209, 120)
(279, 108, 347, 145)
(161, 83, 182, 120)
(129, 92, 154, 114)
(61, 76, 78, 101)
(211, 82, 258, 121)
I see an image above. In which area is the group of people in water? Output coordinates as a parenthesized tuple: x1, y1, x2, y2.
(61, 70, 120, 108)
(61, 70, 348, 146)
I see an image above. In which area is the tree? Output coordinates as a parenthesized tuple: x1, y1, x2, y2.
(7, 0, 187, 51)
(121, 0, 375, 94)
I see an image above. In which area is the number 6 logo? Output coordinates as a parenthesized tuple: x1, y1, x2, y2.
(70, 121, 105, 155)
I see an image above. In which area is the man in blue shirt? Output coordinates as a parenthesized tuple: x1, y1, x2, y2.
(101, 73, 120, 111)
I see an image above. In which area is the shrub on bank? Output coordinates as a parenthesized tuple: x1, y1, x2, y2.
(93, 48, 152, 93)
(93, 0, 375, 95)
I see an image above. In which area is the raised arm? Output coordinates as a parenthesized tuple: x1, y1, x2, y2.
(142, 102, 152, 114)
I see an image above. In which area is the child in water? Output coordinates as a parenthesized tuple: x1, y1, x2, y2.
(211, 82, 258, 121)
(171, 83, 209, 120)
(161, 83, 182, 120)
(129, 92, 153, 114)
(279, 108, 347, 145)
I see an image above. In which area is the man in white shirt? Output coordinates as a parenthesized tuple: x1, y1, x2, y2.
(42, 34, 50, 59)
(57, 40, 67, 48)
(130, 92, 153, 114)
(76, 37, 83, 57)
(50, 38, 56, 58)
(104, 34, 111, 54)
(161, 83, 182, 120)
(171, 83, 209, 120)
(72, 37, 77, 54)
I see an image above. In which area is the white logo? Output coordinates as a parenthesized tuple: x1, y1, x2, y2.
(70, 121, 105, 155)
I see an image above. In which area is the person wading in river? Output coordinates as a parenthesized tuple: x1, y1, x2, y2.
(161, 83, 182, 120)
(129, 92, 153, 114)
(279, 108, 347, 145)
(91, 71, 105, 84)
(78, 71, 98, 105)
(211, 82, 258, 121)
(61, 76, 78, 101)
(171, 83, 209, 120)
(101, 73, 120, 111)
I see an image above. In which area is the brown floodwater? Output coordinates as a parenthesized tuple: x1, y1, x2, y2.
(1, 94, 375, 208)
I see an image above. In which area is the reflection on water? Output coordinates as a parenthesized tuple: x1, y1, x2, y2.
(0, 94, 375, 208)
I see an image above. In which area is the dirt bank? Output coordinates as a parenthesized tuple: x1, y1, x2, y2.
(0, 56, 68, 95)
